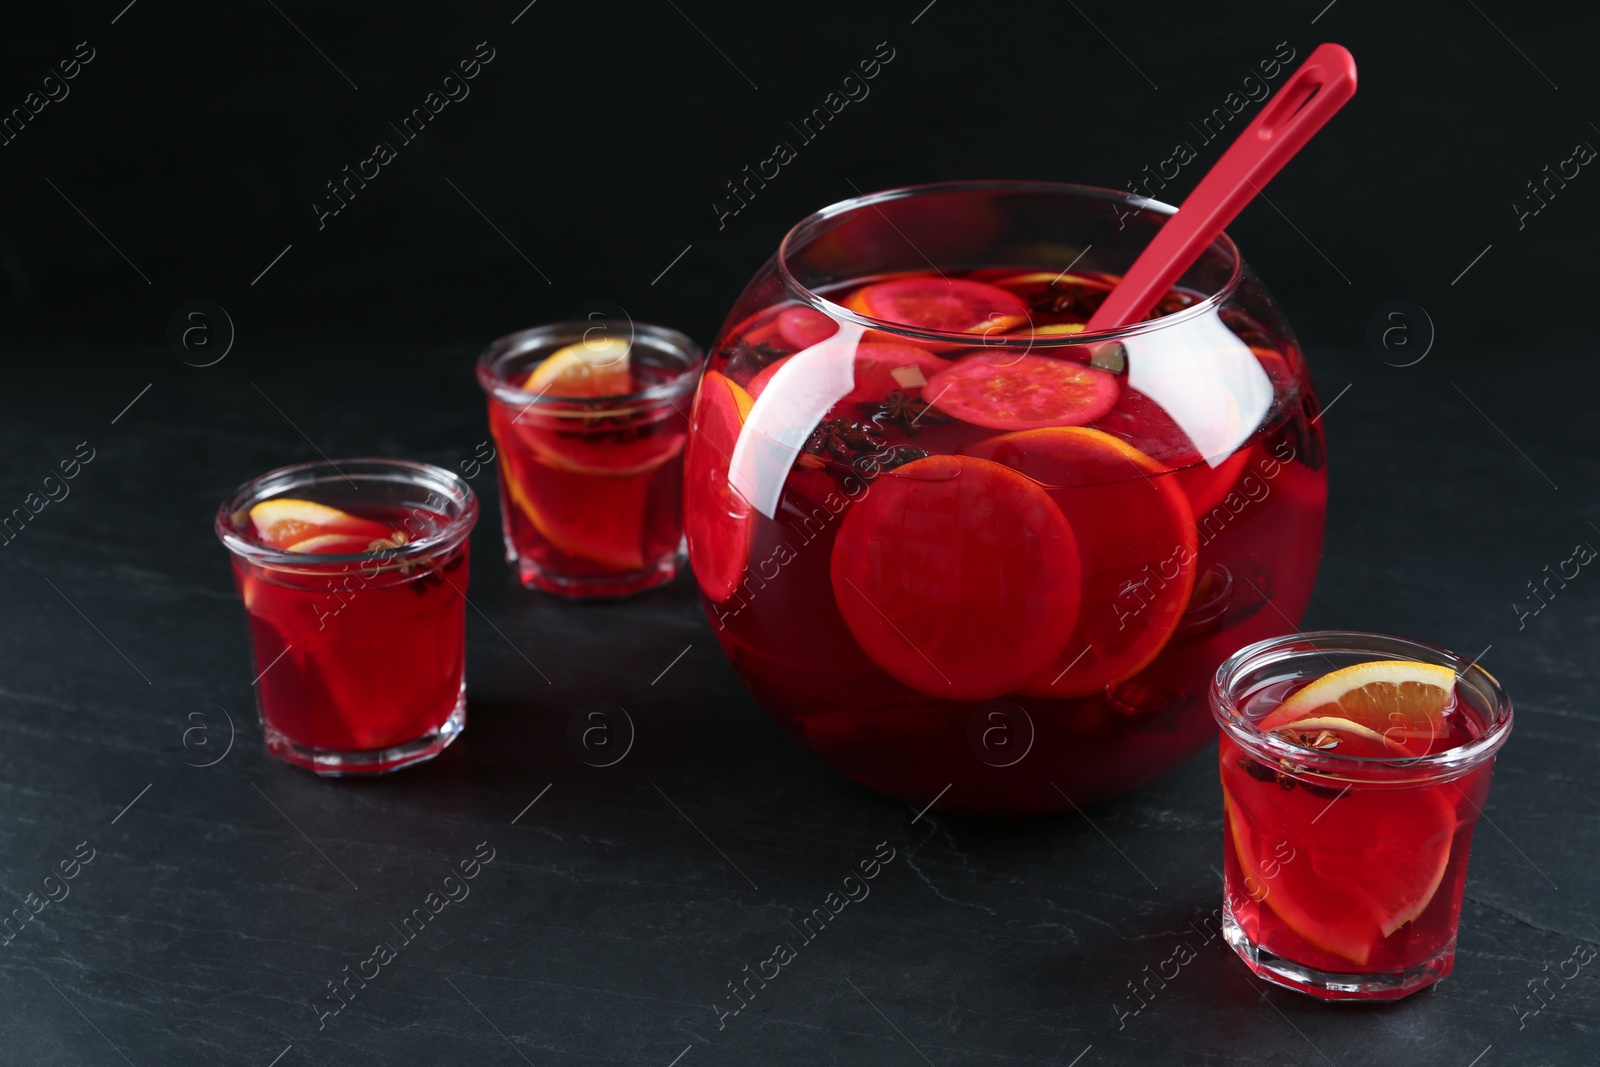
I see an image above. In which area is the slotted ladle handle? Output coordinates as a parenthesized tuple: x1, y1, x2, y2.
(1086, 43, 1358, 331)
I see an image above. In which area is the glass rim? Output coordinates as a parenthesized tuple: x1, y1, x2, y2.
(476, 320, 705, 416)
(1211, 629, 1513, 783)
(215, 457, 479, 569)
(774, 179, 1246, 348)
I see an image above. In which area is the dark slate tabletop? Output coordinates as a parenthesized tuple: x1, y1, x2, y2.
(3, 0, 1600, 1061)
(0, 338, 1594, 1067)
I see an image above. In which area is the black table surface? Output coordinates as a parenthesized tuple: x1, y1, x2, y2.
(0, 338, 1594, 1067)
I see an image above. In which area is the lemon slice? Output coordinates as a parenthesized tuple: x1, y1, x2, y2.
(248, 498, 391, 549)
(995, 272, 1110, 289)
(1258, 660, 1457, 740)
(524, 337, 631, 398)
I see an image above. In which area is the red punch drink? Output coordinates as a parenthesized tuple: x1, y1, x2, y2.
(216, 459, 479, 775)
(1212, 632, 1513, 1000)
(685, 187, 1329, 819)
(478, 323, 704, 598)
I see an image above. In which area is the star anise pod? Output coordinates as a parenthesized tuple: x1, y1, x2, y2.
(408, 543, 467, 594)
(1240, 756, 1283, 786)
(803, 418, 885, 465)
(1279, 728, 1341, 751)
(857, 390, 954, 436)
(721, 338, 787, 384)
(1234, 756, 1342, 798)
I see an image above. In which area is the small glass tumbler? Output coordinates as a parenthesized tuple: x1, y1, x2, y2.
(477, 321, 703, 597)
(215, 459, 479, 775)
(1211, 631, 1513, 1000)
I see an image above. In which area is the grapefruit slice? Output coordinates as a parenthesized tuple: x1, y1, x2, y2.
(1259, 660, 1458, 747)
(829, 454, 1081, 700)
(684, 371, 755, 602)
(747, 343, 949, 405)
(845, 277, 1029, 335)
(1090, 384, 1261, 516)
(501, 447, 649, 570)
(965, 427, 1197, 697)
(924, 354, 1118, 431)
(848, 343, 950, 401)
(776, 306, 838, 349)
(1224, 778, 1457, 964)
(248, 499, 393, 550)
(524, 337, 632, 398)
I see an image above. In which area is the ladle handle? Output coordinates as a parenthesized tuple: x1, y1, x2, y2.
(1086, 43, 1359, 331)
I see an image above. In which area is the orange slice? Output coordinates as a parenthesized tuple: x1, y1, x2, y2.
(284, 533, 400, 555)
(829, 455, 1082, 701)
(964, 427, 1196, 697)
(1259, 660, 1457, 743)
(1269, 715, 1407, 753)
(502, 448, 648, 570)
(524, 337, 632, 398)
(683, 371, 756, 601)
(248, 498, 392, 549)
(1224, 779, 1457, 964)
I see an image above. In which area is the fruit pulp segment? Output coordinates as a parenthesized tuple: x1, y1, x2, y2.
(487, 388, 687, 591)
(234, 503, 468, 754)
(686, 265, 1328, 813)
(1220, 679, 1490, 978)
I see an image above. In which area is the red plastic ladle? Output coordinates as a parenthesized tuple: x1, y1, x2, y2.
(1086, 43, 1359, 331)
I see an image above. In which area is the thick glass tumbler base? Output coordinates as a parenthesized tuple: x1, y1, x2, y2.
(1222, 900, 1453, 1001)
(264, 687, 466, 776)
(514, 553, 680, 599)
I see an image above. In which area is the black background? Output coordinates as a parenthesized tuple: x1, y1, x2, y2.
(0, 0, 1596, 350)
(1, 2, 1597, 1065)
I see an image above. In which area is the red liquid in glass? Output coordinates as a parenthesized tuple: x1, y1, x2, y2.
(1220, 679, 1491, 981)
(686, 267, 1328, 814)
(488, 362, 687, 596)
(232, 504, 468, 760)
